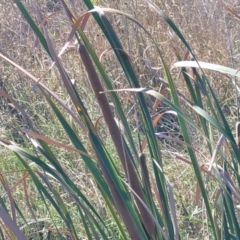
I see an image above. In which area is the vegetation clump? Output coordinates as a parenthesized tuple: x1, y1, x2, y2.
(1, 0, 240, 239)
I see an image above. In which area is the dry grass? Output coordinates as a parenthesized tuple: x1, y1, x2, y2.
(1, 0, 240, 238)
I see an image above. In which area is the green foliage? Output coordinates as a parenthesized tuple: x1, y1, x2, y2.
(1, 0, 240, 239)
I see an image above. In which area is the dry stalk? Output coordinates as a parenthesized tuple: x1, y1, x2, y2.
(79, 44, 156, 238)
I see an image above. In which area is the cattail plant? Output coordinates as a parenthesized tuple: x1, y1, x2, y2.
(1, 0, 240, 239)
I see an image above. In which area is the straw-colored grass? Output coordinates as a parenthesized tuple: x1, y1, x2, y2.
(1, 0, 240, 239)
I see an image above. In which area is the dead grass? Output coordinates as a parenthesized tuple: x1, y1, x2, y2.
(1, 0, 240, 238)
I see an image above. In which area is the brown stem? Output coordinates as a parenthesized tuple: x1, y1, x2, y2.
(91, 138, 140, 239)
(79, 44, 155, 238)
